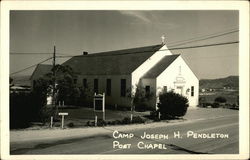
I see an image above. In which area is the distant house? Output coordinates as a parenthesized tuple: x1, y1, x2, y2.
(31, 43, 199, 108)
(10, 85, 30, 93)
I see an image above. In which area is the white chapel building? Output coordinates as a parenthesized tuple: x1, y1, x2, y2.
(60, 42, 199, 108)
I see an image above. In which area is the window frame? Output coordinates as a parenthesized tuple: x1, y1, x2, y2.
(145, 85, 150, 94)
(94, 79, 98, 93)
(120, 79, 126, 97)
(106, 79, 111, 96)
(83, 78, 87, 88)
(191, 86, 194, 97)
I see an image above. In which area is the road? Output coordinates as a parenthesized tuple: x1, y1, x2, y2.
(11, 114, 238, 154)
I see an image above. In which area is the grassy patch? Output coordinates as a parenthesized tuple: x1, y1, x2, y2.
(54, 107, 150, 128)
(199, 90, 238, 104)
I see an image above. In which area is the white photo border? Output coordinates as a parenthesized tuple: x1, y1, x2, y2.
(1, 1, 249, 160)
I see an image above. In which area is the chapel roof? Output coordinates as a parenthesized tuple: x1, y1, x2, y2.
(142, 54, 180, 78)
(63, 44, 163, 75)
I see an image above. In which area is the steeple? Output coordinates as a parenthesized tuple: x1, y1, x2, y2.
(161, 35, 166, 45)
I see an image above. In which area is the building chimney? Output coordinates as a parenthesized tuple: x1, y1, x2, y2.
(83, 51, 88, 55)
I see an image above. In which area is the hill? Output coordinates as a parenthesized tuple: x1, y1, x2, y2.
(200, 76, 239, 89)
(11, 75, 31, 87)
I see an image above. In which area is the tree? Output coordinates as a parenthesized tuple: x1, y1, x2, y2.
(157, 91, 189, 119)
(30, 78, 51, 122)
(130, 85, 154, 111)
(78, 86, 93, 106)
(43, 64, 80, 105)
(10, 78, 49, 128)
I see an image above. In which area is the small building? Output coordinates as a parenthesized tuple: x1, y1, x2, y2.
(10, 85, 31, 93)
(31, 43, 199, 109)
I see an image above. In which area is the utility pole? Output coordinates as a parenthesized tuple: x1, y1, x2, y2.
(52, 45, 57, 116)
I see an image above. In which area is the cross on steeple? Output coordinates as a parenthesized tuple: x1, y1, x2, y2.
(161, 35, 165, 44)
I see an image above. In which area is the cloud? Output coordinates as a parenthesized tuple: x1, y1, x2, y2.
(118, 11, 180, 30)
(118, 11, 151, 23)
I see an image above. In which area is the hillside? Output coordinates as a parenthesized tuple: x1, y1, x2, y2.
(11, 75, 31, 86)
(200, 76, 239, 89)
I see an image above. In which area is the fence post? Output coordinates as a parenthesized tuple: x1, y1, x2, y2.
(50, 116, 53, 128)
(95, 115, 97, 127)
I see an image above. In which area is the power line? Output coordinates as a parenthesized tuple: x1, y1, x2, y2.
(10, 52, 66, 55)
(9, 28, 238, 56)
(56, 41, 239, 58)
(168, 30, 239, 47)
(10, 57, 53, 75)
(9, 40, 239, 75)
(10, 52, 52, 55)
(168, 41, 239, 51)
(167, 28, 238, 46)
(54, 30, 237, 57)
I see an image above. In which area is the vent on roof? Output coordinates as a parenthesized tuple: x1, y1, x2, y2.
(83, 51, 88, 55)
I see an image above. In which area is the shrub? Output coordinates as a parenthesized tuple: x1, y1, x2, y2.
(132, 116, 145, 123)
(97, 119, 107, 126)
(10, 77, 56, 129)
(39, 107, 55, 123)
(202, 102, 213, 108)
(85, 119, 107, 126)
(214, 96, 227, 103)
(67, 122, 74, 128)
(133, 85, 154, 112)
(86, 121, 94, 126)
(212, 102, 220, 108)
(157, 91, 189, 119)
(10, 92, 33, 129)
(113, 119, 122, 125)
(153, 117, 161, 122)
(122, 117, 131, 124)
(149, 110, 158, 118)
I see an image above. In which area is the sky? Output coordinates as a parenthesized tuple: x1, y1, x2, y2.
(10, 10, 239, 79)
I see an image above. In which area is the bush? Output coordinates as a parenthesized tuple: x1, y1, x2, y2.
(133, 85, 154, 111)
(132, 116, 145, 123)
(39, 107, 55, 123)
(202, 102, 213, 108)
(67, 122, 74, 128)
(113, 119, 122, 125)
(212, 102, 220, 108)
(85, 119, 107, 126)
(97, 119, 107, 126)
(157, 91, 189, 119)
(10, 92, 33, 129)
(122, 117, 131, 124)
(10, 78, 51, 129)
(214, 96, 227, 103)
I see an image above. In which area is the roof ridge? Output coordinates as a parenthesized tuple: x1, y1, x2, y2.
(142, 54, 180, 78)
(77, 44, 163, 57)
(37, 64, 52, 66)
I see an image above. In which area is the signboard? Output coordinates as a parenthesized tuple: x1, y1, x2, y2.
(93, 93, 105, 120)
(58, 112, 68, 129)
(58, 112, 68, 116)
(94, 93, 105, 112)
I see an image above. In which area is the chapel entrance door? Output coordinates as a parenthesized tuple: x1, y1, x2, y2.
(175, 86, 183, 95)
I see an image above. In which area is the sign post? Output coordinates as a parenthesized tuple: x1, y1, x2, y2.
(50, 116, 53, 128)
(58, 112, 68, 129)
(93, 93, 105, 121)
